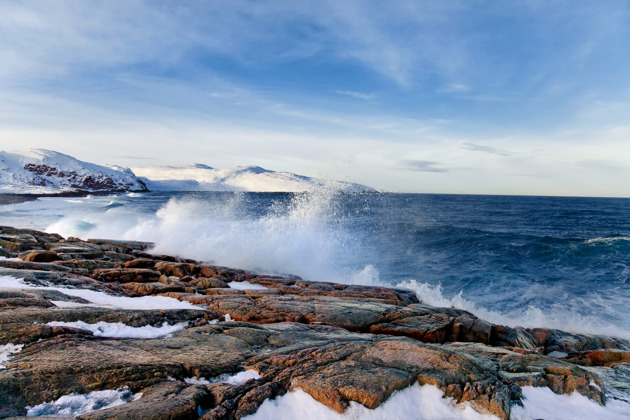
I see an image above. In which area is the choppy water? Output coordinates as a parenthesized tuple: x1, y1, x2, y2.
(2, 191, 630, 340)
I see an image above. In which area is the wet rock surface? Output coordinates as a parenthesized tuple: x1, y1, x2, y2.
(1, 225, 629, 419)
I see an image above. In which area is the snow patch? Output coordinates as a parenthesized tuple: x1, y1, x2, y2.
(228, 281, 268, 290)
(26, 387, 141, 417)
(184, 369, 261, 386)
(0, 275, 201, 310)
(0, 343, 24, 369)
(511, 386, 630, 420)
(45, 321, 188, 339)
(243, 384, 499, 420)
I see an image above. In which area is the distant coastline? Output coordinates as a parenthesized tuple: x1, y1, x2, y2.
(0, 190, 145, 206)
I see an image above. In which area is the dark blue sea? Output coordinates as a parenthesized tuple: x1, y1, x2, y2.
(2, 191, 629, 339)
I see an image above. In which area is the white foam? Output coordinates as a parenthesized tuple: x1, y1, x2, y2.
(26, 387, 141, 417)
(349, 264, 381, 286)
(243, 384, 499, 420)
(0, 256, 22, 261)
(184, 369, 261, 386)
(43, 191, 354, 282)
(45, 321, 187, 339)
(183, 376, 212, 385)
(395, 278, 630, 340)
(0, 275, 202, 310)
(511, 386, 630, 420)
(585, 237, 630, 244)
(0, 343, 24, 369)
(228, 281, 268, 290)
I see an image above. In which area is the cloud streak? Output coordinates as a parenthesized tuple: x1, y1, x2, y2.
(399, 160, 448, 173)
(461, 143, 512, 156)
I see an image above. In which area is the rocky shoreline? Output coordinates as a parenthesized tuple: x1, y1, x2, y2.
(1, 226, 629, 419)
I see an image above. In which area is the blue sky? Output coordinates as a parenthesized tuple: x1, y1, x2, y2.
(1, 0, 630, 196)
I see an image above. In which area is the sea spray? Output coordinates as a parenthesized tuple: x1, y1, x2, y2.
(4, 192, 626, 341)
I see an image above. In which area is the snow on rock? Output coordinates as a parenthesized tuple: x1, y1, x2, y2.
(243, 384, 500, 420)
(183, 369, 261, 386)
(26, 387, 141, 417)
(45, 321, 188, 339)
(0, 149, 148, 194)
(132, 164, 375, 193)
(228, 281, 268, 290)
(0, 343, 24, 369)
(0, 275, 201, 311)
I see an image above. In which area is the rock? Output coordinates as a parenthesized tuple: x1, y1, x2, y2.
(492, 325, 538, 350)
(122, 258, 157, 269)
(189, 277, 229, 289)
(155, 261, 195, 278)
(78, 381, 210, 420)
(87, 239, 154, 251)
(567, 349, 630, 367)
(0, 226, 627, 420)
(19, 250, 59, 263)
(122, 282, 185, 295)
(90, 268, 162, 283)
(0, 259, 71, 272)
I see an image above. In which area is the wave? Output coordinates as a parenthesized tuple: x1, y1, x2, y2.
(41, 192, 630, 341)
(395, 277, 630, 340)
(585, 236, 630, 244)
(46, 190, 356, 281)
(104, 201, 124, 209)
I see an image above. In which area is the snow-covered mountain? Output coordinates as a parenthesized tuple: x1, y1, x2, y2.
(0, 149, 374, 194)
(0, 149, 148, 194)
(132, 164, 374, 193)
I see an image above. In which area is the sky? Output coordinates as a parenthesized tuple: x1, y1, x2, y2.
(1, 0, 630, 196)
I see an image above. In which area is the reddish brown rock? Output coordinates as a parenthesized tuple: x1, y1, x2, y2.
(567, 349, 630, 367)
(90, 268, 161, 283)
(155, 261, 195, 278)
(19, 250, 59, 263)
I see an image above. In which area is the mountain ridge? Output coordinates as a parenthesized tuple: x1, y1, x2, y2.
(0, 149, 375, 194)
(0, 149, 148, 194)
(132, 163, 375, 192)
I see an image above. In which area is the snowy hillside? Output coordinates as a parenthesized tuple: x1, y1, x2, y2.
(0, 149, 148, 194)
(132, 164, 374, 192)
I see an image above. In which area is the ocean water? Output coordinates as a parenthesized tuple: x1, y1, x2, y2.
(1, 191, 630, 340)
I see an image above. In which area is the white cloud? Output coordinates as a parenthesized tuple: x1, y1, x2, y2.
(439, 83, 469, 93)
(336, 90, 375, 101)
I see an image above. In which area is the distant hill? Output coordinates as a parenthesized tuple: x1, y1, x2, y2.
(132, 164, 375, 193)
(0, 149, 148, 194)
(0, 149, 375, 194)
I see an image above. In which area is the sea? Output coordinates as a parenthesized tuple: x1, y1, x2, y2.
(2, 190, 630, 341)
(2, 190, 630, 419)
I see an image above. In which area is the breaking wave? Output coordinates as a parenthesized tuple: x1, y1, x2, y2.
(5, 191, 624, 341)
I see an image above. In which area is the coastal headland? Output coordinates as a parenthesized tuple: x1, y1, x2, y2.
(1, 226, 629, 419)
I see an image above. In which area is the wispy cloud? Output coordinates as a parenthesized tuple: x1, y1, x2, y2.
(439, 83, 469, 93)
(399, 160, 448, 172)
(461, 142, 512, 156)
(336, 90, 374, 100)
(455, 95, 508, 102)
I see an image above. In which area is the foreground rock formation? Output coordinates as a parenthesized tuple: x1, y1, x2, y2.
(1, 225, 629, 419)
